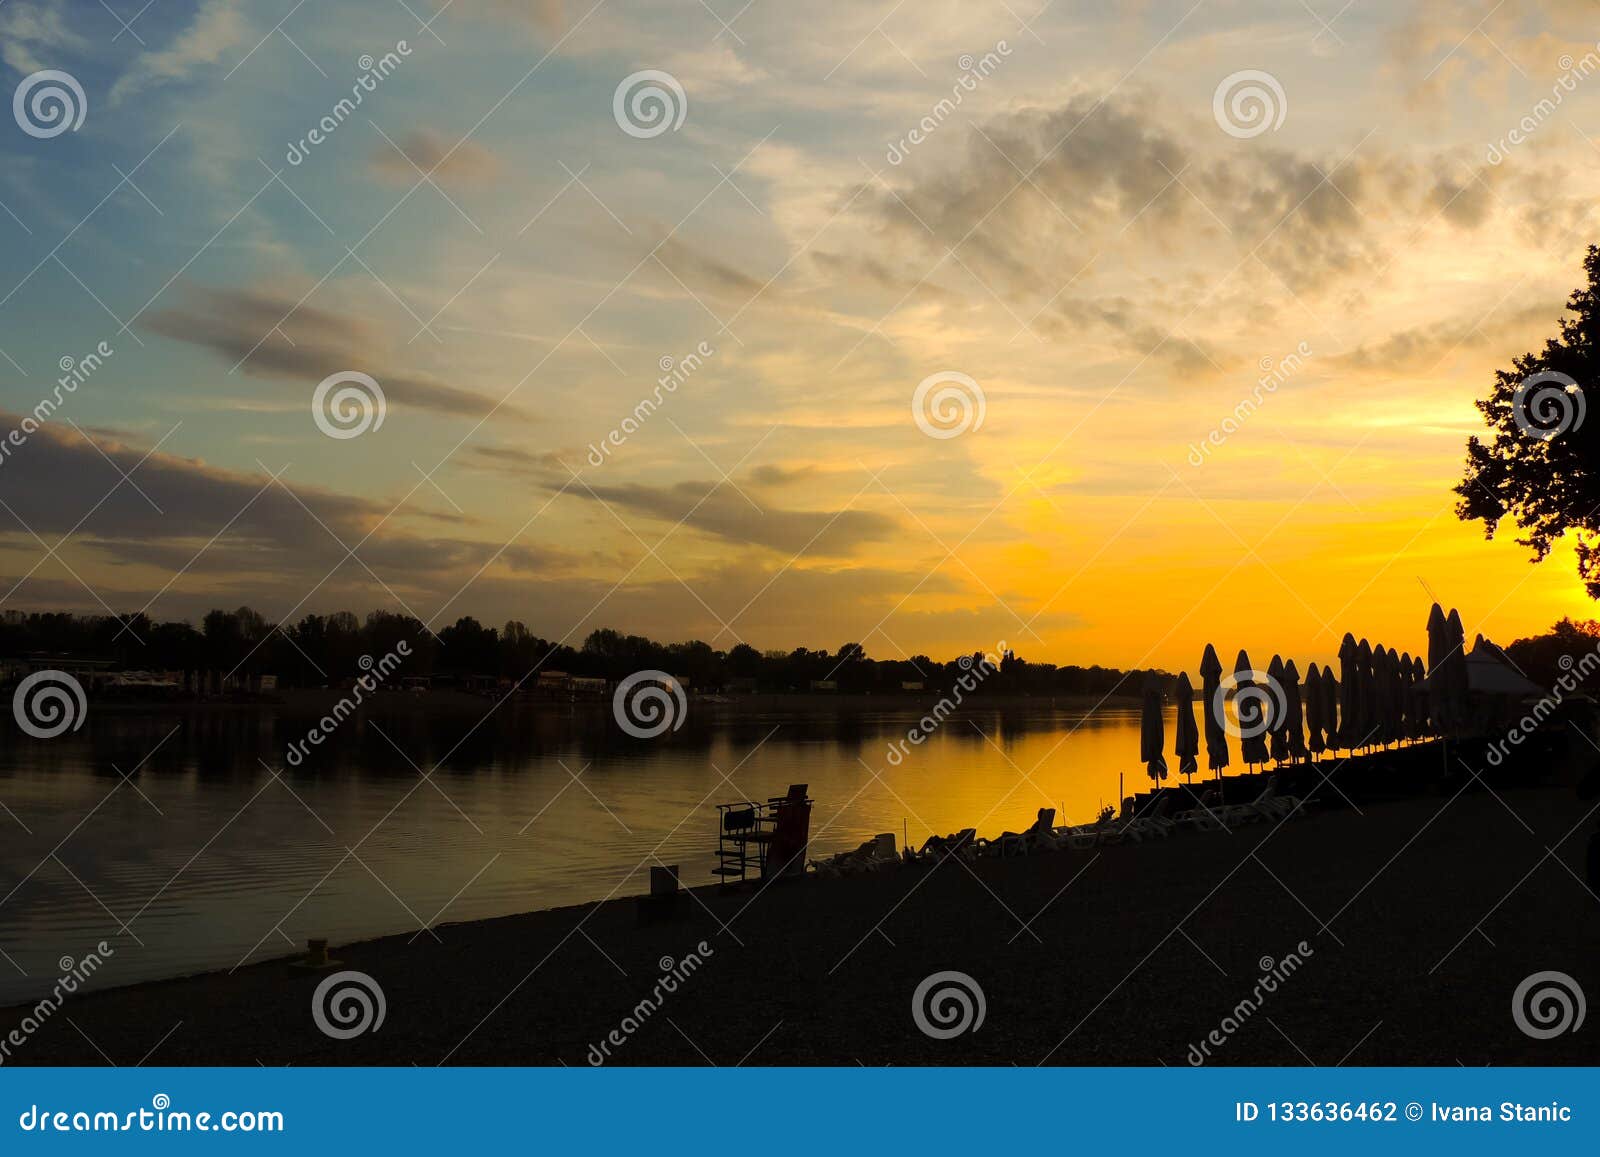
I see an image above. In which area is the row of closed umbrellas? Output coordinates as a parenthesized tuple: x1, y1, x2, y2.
(1141, 604, 1474, 781)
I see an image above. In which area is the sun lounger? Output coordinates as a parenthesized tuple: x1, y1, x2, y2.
(1219, 780, 1303, 825)
(1053, 814, 1113, 850)
(809, 832, 900, 876)
(978, 809, 1058, 857)
(914, 828, 977, 863)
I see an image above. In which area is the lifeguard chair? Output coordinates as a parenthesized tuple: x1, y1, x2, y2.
(714, 784, 812, 883)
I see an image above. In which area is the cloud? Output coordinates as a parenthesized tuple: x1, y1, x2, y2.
(845, 91, 1433, 315)
(0, 418, 587, 618)
(369, 129, 501, 185)
(145, 286, 531, 423)
(459, 444, 574, 475)
(651, 235, 767, 299)
(452, 0, 566, 37)
(746, 463, 819, 488)
(1330, 302, 1561, 373)
(566, 478, 897, 554)
(109, 0, 248, 104)
(0, 1, 84, 77)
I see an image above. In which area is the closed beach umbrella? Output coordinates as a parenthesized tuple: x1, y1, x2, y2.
(1337, 633, 1359, 752)
(1305, 663, 1325, 755)
(1411, 655, 1428, 738)
(1174, 672, 1200, 782)
(1373, 645, 1393, 746)
(1283, 659, 1306, 761)
(1446, 609, 1472, 735)
(1426, 603, 1448, 736)
(1200, 644, 1229, 777)
(1267, 654, 1288, 762)
(1396, 650, 1414, 742)
(1140, 671, 1168, 785)
(1395, 651, 1411, 741)
(1357, 638, 1375, 749)
(1322, 668, 1339, 749)
(1236, 649, 1270, 766)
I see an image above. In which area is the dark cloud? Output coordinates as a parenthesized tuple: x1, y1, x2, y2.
(843, 92, 1495, 319)
(459, 443, 573, 476)
(1329, 301, 1560, 372)
(369, 129, 500, 185)
(0, 418, 571, 616)
(652, 235, 766, 299)
(1042, 294, 1235, 376)
(144, 286, 530, 422)
(746, 463, 819, 488)
(566, 478, 897, 554)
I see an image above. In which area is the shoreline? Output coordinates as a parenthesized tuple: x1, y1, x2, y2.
(79, 688, 1144, 717)
(5, 743, 1597, 1066)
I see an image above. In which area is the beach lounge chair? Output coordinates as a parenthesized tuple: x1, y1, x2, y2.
(1169, 785, 1231, 831)
(809, 832, 900, 876)
(916, 828, 977, 862)
(1090, 795, 1177, 845)
(1128, 794, 1177, 839)
(980, 808, 1058, 857)
(1054, 813, 1113, 850)
(1219, 779, 1303, 825)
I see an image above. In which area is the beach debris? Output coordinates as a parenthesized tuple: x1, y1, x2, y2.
(288, 937, 342, 974)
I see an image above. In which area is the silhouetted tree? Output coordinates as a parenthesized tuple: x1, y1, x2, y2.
(1458, 245, 1600, 595)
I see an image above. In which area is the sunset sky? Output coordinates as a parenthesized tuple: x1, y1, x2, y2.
(2, 0, 1599, 674)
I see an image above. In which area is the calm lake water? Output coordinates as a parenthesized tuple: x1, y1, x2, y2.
(0, 697, 1161, 1003)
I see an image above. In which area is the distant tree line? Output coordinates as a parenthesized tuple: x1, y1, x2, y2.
(0, 607, 1165, 698)
(1504, 617, 1600, 692)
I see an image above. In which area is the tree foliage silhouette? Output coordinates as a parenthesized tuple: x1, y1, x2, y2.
(1457, 245, 1600, 595)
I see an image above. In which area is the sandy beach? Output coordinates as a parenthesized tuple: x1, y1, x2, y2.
(5, 746, 1597, 1067)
